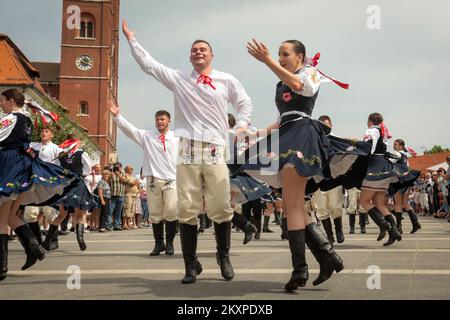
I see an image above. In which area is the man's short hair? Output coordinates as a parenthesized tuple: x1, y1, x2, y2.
(155, 110, 171, 119)
(192, 39, 213, 52)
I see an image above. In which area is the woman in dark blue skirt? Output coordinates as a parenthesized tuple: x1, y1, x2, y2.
(0, 89, 78, 281)
(41, 133, 97, 252)
(389, 139, 421, 234)
(359, 113, 404, 246)
(241, 39, 370, 291)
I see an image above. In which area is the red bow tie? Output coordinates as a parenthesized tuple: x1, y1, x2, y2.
(159, 134, 166, 152)
(196, 74, 216, 90)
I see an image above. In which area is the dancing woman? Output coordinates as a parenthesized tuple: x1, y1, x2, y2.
(389, 139, 421, 234)
(359, 113, 403, 246)
(0, 89, 77, 281)
(239, 39, 368, 290)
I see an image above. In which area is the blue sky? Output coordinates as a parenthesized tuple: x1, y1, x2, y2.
(1, 0, 449, 169)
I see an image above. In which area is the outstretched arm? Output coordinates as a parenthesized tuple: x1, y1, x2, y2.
(123, 19, 178, 91)
(107, 100, 146, 148)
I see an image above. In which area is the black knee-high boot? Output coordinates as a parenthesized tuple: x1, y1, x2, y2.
(321, 218, 335, 244)
(75, 224, 87, 251)
(14, 224, 46, 270)
(367, 208, 391, 241)
(150, 222, 166, 256)
(253, 214, 262, 240)
(263, 216, 273, 233)
(165, 220, 177, 256)
(0, 234, 8, 281)
(305, 222, 344, 286)
(407, 209, 421, 234)
(284, 229, 308, 291)
(28, 221, 42, 245)
(214, 221, 234, 280)
(349, 214, 355, 234)
(383, 214, 402, 246)
(42, 224, 59, 251)
(334, 217, 345, 243)
(280, 217, 288, 240)
(198, 214, 206, 233)
(180, 223, 202, 284)
(394, 211, 403, 234)
(232, 212, 257, 245)
(359, 213, 367, 234)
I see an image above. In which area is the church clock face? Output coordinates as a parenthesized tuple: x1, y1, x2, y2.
(75, 55, 94, 71)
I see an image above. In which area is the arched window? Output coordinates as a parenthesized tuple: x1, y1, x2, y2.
(79, 101, 89, 116)
(78, 14, 95, 38)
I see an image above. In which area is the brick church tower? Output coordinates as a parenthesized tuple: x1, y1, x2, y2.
(59, 0, 120, 165)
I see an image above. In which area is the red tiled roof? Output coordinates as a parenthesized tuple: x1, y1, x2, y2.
(409, 151, 450, 172)
(0, 33, 45, 93)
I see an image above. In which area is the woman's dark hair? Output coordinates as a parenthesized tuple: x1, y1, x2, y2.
(395, 139, 406, 152)
(368, 112, 383, 125)
(283, 40, 306, 62)
(1, 88, 25, 106)
(228, 113, 236, 128)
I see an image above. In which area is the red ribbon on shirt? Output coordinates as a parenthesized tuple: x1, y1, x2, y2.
(406, 147, 418, 157)
(58, 139, 81, 158)
(307, 52, 350, 89)
(159, 134, 166, 152)
(380, 122, 392, 139)
(196, 74, 216, 90)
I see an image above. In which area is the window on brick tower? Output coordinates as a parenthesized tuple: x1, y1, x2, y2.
(79, 102, 89, 116)
(78, 14, 95, 38)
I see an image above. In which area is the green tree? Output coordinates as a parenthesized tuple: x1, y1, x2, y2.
(426, 145, 449, 154)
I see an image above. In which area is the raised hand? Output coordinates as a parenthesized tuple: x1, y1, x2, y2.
(107, 99, 120, 116)
(122, 19, 135, 41)
(247, 38, 271, 63)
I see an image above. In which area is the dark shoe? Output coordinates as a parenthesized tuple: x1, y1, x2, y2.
(180, 224, 202, 284)
(284, 230, 308, 291)
(214, 222, 234, 280)
(280, 217, 288, 240)
(232, 212, 257, 245)
(14, 224, 46, 270)
(165, 220, 177, 256)
(407, 209, 422, 234)
(150, 222, 166, 256)
(58, 230, 70, 236)
(75, 224, 87, 251)
(367, 208, 391, 241)
(262, 216, 273, 233)
(394, 211, 403, 234)
(113, 226, 123, 231)
(359, 213, 367, 234)
(305, 223, 344, 286)
(334, 217, 345, 243)
(42, 224, 59, 251)
(28, 222, 42, 245)
(383, 214, 402, 246)
(349, 214, 355, 234)
(70, 226, 74, 232)
(321, 218, 335, 244)
(0, 234, 8, 281)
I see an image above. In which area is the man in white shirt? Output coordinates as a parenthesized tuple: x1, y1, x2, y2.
(108, 101, 179, 256)
(25, 126, 61, 245)
(123, 20, 253, 284)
